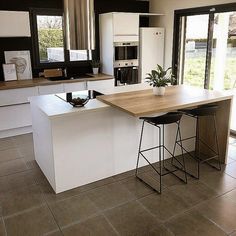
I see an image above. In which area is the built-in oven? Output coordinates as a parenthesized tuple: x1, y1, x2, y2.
(114, 42, 139, 68)
(114, 66, 139, 86)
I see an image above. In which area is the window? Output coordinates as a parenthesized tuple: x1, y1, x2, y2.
(31, 8, 92, 68)
(36, 15, 65, 63)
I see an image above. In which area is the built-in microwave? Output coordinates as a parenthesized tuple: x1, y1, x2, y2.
(114, 42, 139, 68)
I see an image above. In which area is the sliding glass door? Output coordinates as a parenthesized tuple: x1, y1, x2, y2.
(173, 4, 236, 133)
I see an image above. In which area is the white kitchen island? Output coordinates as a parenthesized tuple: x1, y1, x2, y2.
(30, 84, 232, 194)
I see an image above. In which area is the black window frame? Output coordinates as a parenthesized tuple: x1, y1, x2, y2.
(172, 2, 236, 86)
(30, 8, 91, 69)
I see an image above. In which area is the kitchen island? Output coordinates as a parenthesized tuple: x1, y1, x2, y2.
(30, 85, 233, 193)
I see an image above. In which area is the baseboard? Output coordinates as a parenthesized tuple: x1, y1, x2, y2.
(0, 126, 32, 138)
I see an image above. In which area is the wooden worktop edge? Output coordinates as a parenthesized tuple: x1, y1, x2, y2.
(0, 73, 113, 91)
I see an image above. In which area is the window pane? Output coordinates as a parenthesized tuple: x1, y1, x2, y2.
(36, 15, 64, 63)
(69, 50, 92, 61)
(183, 15, 209, 88)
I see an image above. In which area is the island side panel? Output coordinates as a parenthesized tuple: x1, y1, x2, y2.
(199, 99, 232, 164)
(50, 107, 196, 194)
(51, 109, 115, 194)
(30, 100, 56, 190)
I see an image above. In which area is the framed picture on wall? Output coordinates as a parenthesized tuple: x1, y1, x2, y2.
(2, 63, 18, 81)
(4, 50, 33, 80)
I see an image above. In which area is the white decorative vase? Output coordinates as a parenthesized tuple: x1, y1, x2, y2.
(92, 67, 99, 75)
(153, 86, 166, 96)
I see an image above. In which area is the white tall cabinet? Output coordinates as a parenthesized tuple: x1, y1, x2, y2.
(99, 12, 140, 75)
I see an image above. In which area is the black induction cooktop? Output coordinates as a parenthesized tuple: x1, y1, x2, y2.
(56, 90, 104, 103)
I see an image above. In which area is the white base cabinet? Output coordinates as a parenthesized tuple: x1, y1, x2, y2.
(0, 79, 114, 138)
(87, 79, 115, 91)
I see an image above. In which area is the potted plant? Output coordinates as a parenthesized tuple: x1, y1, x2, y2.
(91, 60, 100, 75)
(146, 64, 175, 96)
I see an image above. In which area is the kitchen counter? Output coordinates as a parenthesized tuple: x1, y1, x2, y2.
(31, 83, 149, 118)
(0, 73, 113, 91)
(30, 84, 233, 193)
(97, 85, 233, 117)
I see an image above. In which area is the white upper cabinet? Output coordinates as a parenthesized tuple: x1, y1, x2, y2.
(0, 11, 31, 37)
(113, 13, 139, 36)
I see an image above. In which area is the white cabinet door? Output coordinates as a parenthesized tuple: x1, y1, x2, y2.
(113, 13, 139, 36)
(87, 79, 114, 91)
(38, 84, 64, 95)
(0, 104, 32, 131)
(0, 87, 38, 107)
(0, 11, 31, 37)
(64, 82, 86, 93)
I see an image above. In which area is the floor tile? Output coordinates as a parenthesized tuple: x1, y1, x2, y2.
(12, 133, 33, 147)
(62, 215, 117, 236)
(40, 176, 115, 205)
(196, 196, 236, 234)
(0, 218, 6, 236)
(0, 137, 15, 151)
(104, 201, 173, 236)
(1, 184, 45, 217)
(17, 144, 34, 157)
(4, 205, 59, 236)
(200, 170, 236, 195)
(0, 148, 22, 163)
(165, 209, 227, 236)
(120, 176, 154, 199)
(169, 180, 217, 207)
(49, 193, 99, 227)
(224, 161, 236, 178)
(87, 182, 135, 211)
(0, 170, 39, 195)
(0, 158, 28, 177)
(25, 160, 39, 170)
(113, 169, 136, 181)
(228, 145, 236, 160)
(139, 189, 189, 222)
(45, 230, 63, 236)
(221, 189, 236, 203)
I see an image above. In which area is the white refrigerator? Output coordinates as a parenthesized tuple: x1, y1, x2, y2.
(139, 27, 165, 83)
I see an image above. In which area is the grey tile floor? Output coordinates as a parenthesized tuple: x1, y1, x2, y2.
(0, 134, 236, 235)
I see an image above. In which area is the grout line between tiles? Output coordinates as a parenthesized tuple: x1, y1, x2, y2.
(100, 211, 120, 236)
(1, 216, 7, 236)
(40, 187, 65, 236)
(3, 203, 46, 219)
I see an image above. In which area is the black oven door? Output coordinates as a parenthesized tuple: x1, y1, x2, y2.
(126, 46, 138, 60)
(115, 46, 126, 61)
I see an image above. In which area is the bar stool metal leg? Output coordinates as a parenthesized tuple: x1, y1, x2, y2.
(136, 116, 187, 194)
(135, 121, 145, 177)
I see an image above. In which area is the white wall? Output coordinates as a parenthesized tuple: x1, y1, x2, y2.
(149, 0, 235, 67)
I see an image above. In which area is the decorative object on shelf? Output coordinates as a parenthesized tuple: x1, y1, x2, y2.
(2, 63, 18, 81)
(4, 50, 32, 80)
(91, 60, 100, 75)
(146, 64, 175, 96)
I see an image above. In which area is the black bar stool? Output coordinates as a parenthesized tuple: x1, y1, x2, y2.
(135, 112, 187, 194)
(177, 104, 221, 179)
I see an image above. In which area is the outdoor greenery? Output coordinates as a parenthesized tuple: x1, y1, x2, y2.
(38, 29, 64, 61)
(184, 57, 236, 90)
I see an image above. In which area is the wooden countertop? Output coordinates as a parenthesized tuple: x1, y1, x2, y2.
(0, 73, 113, 91)
(97, 85, 233, 117)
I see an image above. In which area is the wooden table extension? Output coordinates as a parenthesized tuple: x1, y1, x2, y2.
(98, 85, 233, 163)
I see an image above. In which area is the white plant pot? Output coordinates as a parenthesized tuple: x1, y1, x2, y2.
(153, 86, 166, 96)
(92, 68, 99, 75)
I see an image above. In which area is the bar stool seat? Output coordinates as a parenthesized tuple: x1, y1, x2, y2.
(179, 104, 218, 117)
(177, 104, 221, 179)
(140, 112, 183, 125)
(136, 112, 187, 194)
